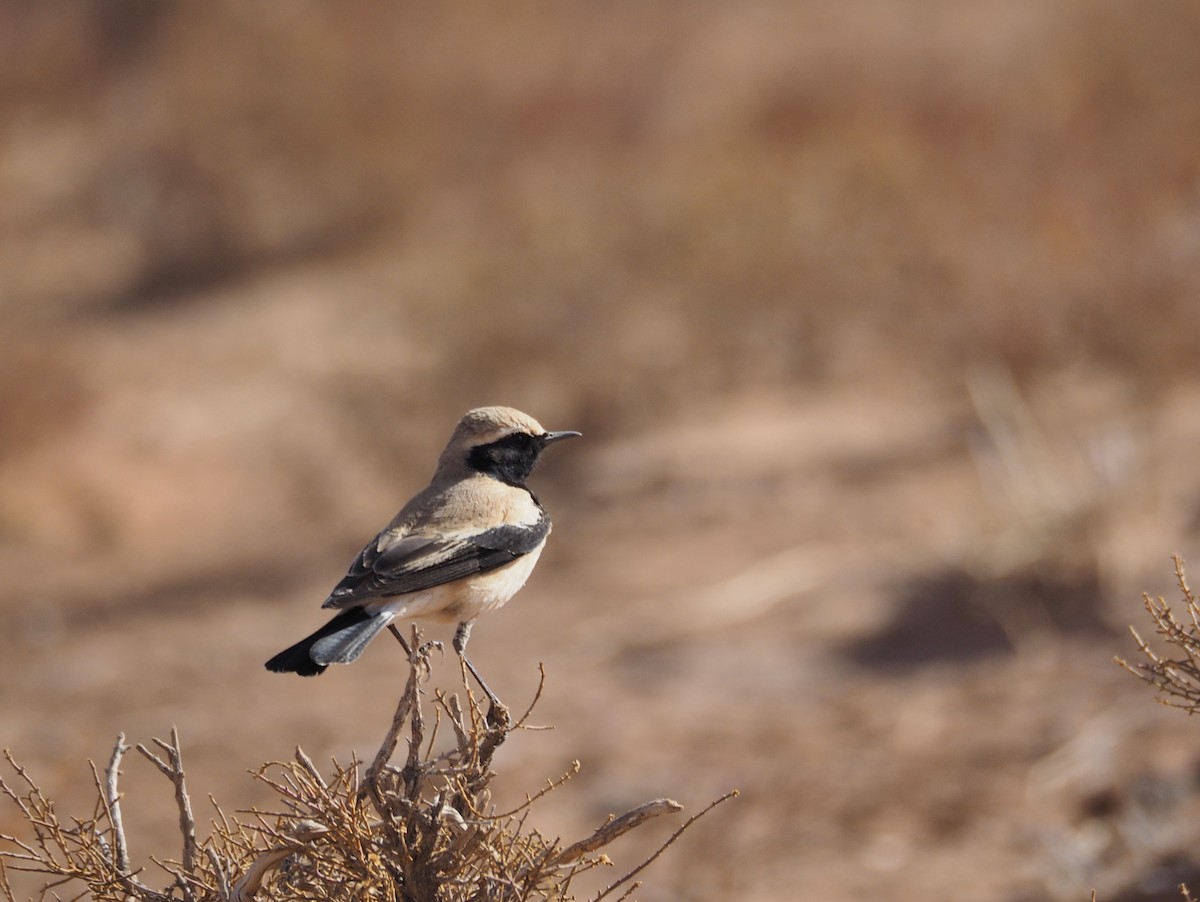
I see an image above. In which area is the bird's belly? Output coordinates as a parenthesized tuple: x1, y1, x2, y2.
(372, 545, 545, 623)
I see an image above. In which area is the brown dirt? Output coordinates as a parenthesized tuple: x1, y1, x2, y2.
(5, 4, 1200, 899)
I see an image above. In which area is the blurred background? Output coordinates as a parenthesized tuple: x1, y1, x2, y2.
(4, 3, 1200, 899)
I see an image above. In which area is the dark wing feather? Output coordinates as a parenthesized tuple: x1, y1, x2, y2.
(322, 514, 549, 609)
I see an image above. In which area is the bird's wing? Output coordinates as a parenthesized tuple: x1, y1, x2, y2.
(321, 514, 550, 609)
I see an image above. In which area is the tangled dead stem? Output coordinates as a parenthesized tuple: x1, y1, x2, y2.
(0, 630, 734, 901)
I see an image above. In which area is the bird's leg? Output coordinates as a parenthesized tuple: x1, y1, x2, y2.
(387, 623, 413, 655)
(454, 621, 508, 725)
(389, 623, 441, 679)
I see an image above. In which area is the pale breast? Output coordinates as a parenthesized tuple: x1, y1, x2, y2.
(370, 542, 546, 624)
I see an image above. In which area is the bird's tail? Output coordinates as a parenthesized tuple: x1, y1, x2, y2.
(265, 608, 395, 676)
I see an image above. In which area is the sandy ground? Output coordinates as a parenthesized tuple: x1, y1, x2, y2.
(5, 4, 1200, 900)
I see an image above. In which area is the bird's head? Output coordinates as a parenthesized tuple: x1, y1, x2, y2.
(437, 406, 580, 487)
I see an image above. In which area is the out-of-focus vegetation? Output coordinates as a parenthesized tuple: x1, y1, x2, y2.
(5, 4, 1200, 409)
(5, 4, 1200, 900)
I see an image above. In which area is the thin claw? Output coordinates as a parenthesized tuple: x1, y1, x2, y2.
(415, 640, 443, 679)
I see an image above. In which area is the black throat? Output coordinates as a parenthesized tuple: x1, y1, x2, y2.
(467, 433, 542, 488)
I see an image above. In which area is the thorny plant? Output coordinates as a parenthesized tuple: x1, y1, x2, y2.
(0, 628, 735, 901)
(1119, 555, 1200, 712)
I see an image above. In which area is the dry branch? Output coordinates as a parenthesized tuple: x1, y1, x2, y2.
(136, 727, 198, 893)
(555, 800, 683, 865)
(102, 734, 131, 875)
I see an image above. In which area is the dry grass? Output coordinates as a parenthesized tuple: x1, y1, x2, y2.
(0, 630, 734, 902)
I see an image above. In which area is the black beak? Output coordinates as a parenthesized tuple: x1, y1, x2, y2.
(541, 430, 582, 446)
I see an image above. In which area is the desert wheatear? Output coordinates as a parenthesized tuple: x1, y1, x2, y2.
(265, 406, 579, 704)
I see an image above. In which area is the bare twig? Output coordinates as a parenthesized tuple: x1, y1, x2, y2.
(364, 630, 428, 797)
(403, 666, 426, 800)
(0, 858, 14, 901)
(556, 797, 682, 865)
(293, 747, 327, 792)
(485, 761, 582, 823)
(206, 846, 231, 901)
(230, 819, 328, 901)
(440, 690, 471, 749)
(135, 726, 198, 897)
(102, 734, 131, 875)
(513, 663, 549, 730)
(590, 790, 739, 901)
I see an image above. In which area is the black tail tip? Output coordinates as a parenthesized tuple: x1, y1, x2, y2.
(265, 650, 327, 677)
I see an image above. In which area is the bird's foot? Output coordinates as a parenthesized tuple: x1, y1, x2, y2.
(485, 700, 511, 730)
(409, 639, 443, 681)
(388, 624, 442, 680)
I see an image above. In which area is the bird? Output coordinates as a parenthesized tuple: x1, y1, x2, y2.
(265, 406, 580, 705)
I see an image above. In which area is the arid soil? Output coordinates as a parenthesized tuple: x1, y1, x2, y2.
(5, 5, 1200, 900)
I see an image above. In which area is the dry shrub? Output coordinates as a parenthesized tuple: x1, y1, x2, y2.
(0, 631, 734, 901)
(1110, 558, 1200, 901)
(1119, 557, 1200, 712)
